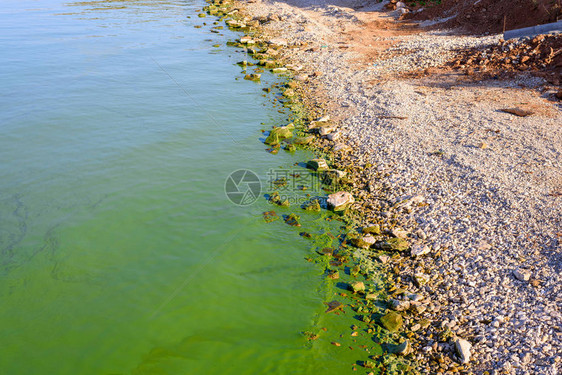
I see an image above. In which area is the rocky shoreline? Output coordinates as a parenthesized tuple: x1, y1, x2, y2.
(205, 0, 561, 374)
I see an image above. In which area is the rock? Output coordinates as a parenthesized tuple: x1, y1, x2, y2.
(283, 88, 295, 97)
(327, 191, 355, 211)
(306, 158, 329, 171)
(363, 225, 381, 235)
(268, 37, 288, 47)
(318, 124, 337, 136)
(411, 244, 431, 257)
(365, 293, 377, 300)
(391, 228, 409, 239)
(349, 281, 365, 293)
(513, 268, 531, 281)
(294, 74, 308, 81)
(244, 73, 261, 81)
(413, 273, 430, 287)
(380, 311, 403, 332)
(501, 108, 534, 117)
(226, 19, 245, 28)
(455, 338, 472, 364)
(272, 67, 288, 74)
(380, 238, 409, 251)
(284, 213, 301, 227)
(293, 135, 314, 145)
(556, 90, 562, 100)
(264, 125, 293, 145)
(390, 299, 411, 311)
(325, 300, 343, 313)
(395, 1, 406, 9)
(392, 340, 411, 355)
(376, 254, 390, 264)
(239, 36, 255, 44)
(332, 143, 352, 153)
(353, 234, 376, 249)
(326, 131, 340, 141)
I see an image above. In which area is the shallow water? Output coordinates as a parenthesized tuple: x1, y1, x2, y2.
(0, 0, 375, 374)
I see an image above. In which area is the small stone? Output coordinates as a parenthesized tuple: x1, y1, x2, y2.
(376, 254, 390, 264)
(332, 143, 352, 153)
(455, 338, 472, 364)
(513, 268, 531, 281)
(411, 244, 431, 257)
(380, 311, 403, 332)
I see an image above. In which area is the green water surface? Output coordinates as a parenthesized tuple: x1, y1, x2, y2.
(0, 1, 376, 374)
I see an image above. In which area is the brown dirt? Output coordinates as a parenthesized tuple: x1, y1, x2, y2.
(447, 34, 562, 86)
(406, 0, 562, 35)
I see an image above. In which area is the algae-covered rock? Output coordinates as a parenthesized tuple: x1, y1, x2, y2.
(388, 340, 411, 355)
(352, 234, 376, 249)
(272, 67, 288, 74)
(363, 225, 381, 235)
(303, 199, 321, 212)
(284, 144, 296, 152)
(264, 125, 293, 145)
(268, 191, 289, 207)
(327, 191, 354, 212)
(284, 213, 301, 227)
(293, 135, 315, 145)
(380, 237, 409, 251)
(263, 210, 279, 223)
(321, 169, 346, 185)
(349, 281, 365, 293)
(380, 311, 403, 332)
(306, 158, 329, 171)
(244, 73, 261, 81)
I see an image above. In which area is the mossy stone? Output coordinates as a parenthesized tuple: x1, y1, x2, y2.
(380, 311, 403, 332)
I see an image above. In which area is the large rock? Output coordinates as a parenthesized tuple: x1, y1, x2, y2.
(327, 191, 354, 212)
(455, 338, 472, 364)
(264, 124, 294, 145)
(380, 311, 403, 332)
(380, 237, 409, 251)
(353, 234, 376, 249)
(306, 158, 329, 171)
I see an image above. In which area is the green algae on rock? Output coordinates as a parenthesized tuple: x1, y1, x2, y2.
(380, 311, 403, 332)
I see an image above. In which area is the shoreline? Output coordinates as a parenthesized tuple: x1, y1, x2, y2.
(207, 0, 561, 374)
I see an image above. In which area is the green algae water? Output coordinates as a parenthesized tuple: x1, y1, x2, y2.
(0, 1, 384, 374)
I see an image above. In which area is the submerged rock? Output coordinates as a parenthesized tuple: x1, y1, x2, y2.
(327, 191, 354, 212)
(284, 213, 301, 227)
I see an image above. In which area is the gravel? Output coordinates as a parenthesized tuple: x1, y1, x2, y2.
(235, 0, 562, 373)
